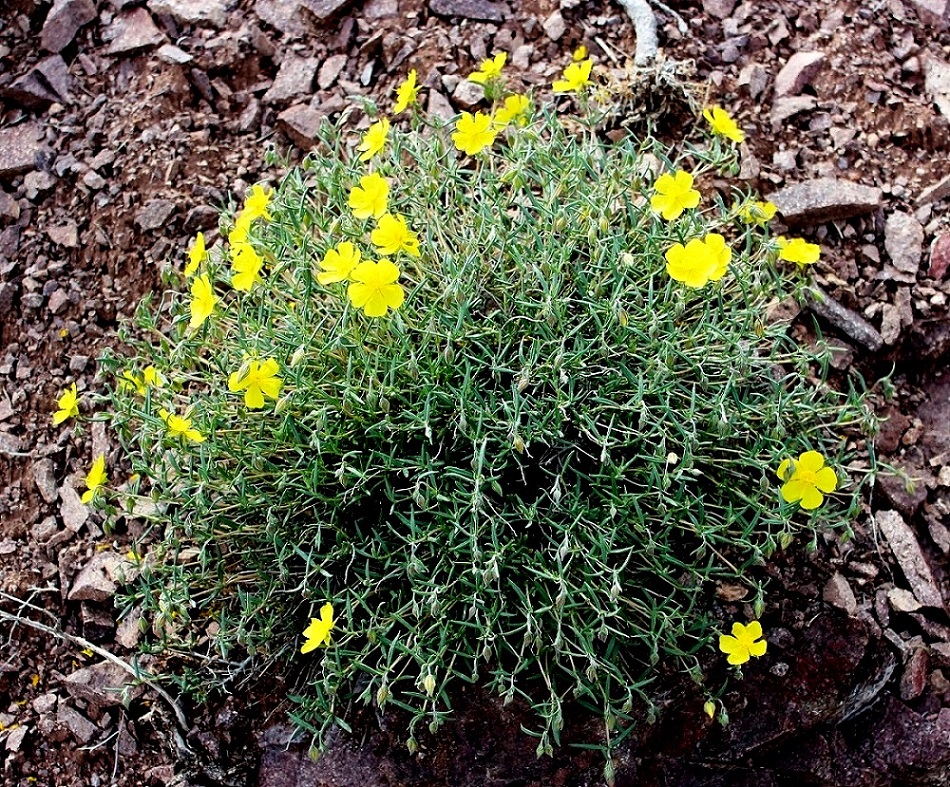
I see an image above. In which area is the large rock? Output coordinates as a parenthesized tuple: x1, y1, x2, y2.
(906, 0, 950, 28)
(925, 55, 950, 118)
(147, 0, 231, 26)
(0, 123, 47, 181)
(768, 178, 882, 225)
(774, 51, 825, 96)
(103, 8, 166, 55)
(1, 56, 71, 110)
(41, 0, 97, 52)
(884, 212, 924, 275)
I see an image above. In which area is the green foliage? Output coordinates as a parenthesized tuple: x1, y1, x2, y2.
(103, 107, 871, 754)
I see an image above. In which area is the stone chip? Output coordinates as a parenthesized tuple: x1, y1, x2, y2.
(877, 509, 944, 609)
(768, 178, 882, 226)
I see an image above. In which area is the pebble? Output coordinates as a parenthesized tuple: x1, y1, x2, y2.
(41, 0, 97, 52)
(888, 587, 922, 612)
(47, 221, 79, 248)
(768, 177, 882, 226)
(702, 0, 737, 19)
(774, 50, 826, 97)
(823, 572, 858, 615)
(880, 303, 902, 345)
(57, 704, 98, 744)
(59, 483, 88, 534)
(738, 61, 768, 99)
(156, 43, 193, 64)
(63, 660, 132, 707)
(429, 0, 507, 22)
(68, 551, 123, 602)
(900, 648, 930, 701)
(884, 212, 924, 275)
(32, 458, 58, 504)
(277, 104, 325, 149)
(876, 509, 945, 609)
(542, 10, 566, 41)
(452, 79, 485, 109)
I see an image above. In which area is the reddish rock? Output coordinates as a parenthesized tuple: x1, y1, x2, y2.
(900, 648, 929, 700)
(277, 104, 324, 149)
(929, 232, 950, 280)
(906, 0, 950, 28)
(0, 123, 47, 181)
(41, 0, 97, 52)
(774, 51, 826, 97)
(103, 8, 166, 55)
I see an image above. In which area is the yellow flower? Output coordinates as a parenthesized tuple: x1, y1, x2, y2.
(318, 241, 361, 285)
(493, 94, 531, 128)
(703, 700, 716, 719)
(572, 44, 588, 61)
(230, 211, 253, 246)
(52, 383, 79, 425)
(393, 69, 421, 114)
(358, 118, 390, 162)
(120, 366, 164, 396)
(739, 200, 777, 225)
(185, 232, 206, 276)
(650, 170, 701, 221)
(228, 358, 282, 409)
(348, 259, 405, 318)
(159, 408, 205, 443)
(703, 106, 745, 144)
(553, 58, 593, 93)
(777, 236, 821, 266)
(82, 455, 107, 505)
(777, 450, 837, 510)
(371, 213, 421, 257)
(348, 172, 389, 220)
(230, 243, 263, 292)
(243, 184, 273, 222)
(451, 111, 497, 156)
(300, 603, 335, 653)
(468, 52, 506, 84)
(718, 621, 767, 666)
(189, 274, 217, 329)
(664, 233, 731, 288)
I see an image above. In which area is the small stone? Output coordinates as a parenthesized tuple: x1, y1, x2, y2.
(429, 0, 507, 22)
(918, 172, 950, 205)
(929, 233, 950, 280)
(82, 170, 107, 190)
(47, 289, 70, 314)
(32, 458, 58, 504)
(32, 693, 57, 715)
(24, 170, 56, 200)
(277, 104, 325, 149)
(884, 212, 924, 275)
(41, 0, 97, 52)
(300, 0, 353, 19)
(4, 725, 27, 753)
(703, 0, 737, 18)
(452, 79, 485, 109)
(542, 10, 566, 40)
(823, 572, 858, 615)
(31, 516, 59, 542)
(880, 304, 902, 345)
(888, 587, 923, 613)
(147, 0, 231, 26)
(738, 61, 768, 99)
(317, 54, 347, 90)
(363, 0, 397, 17)
(877, 509, 945, 609)
(805, 287, 884, 352)
(264, 55, 319, 104)
(115, 608, 144, 649)
(0, 123, 46, 181)
(135, 199, 176, 232)
(103, 8, 166, 55)
(765, 296, 801, 324)
(774, 51, 826, 97)
(184, 205, 218, 233)
(47, 221, 79, 248)
(926, 55, 950, 118)
(900, 648, 929, 700)
(255, 0, 311, 37)
(63, 661, 132, 707)
(426, 90, 455, 124)
(57, 704, 98, 744)
(769, 178, 882, 226)
(0, 190, 19, 222)
(770, 95, 817, 124)
(156, 43, 193, 64)
(59, 484, 88, 534)
(68, 552, 123, 602)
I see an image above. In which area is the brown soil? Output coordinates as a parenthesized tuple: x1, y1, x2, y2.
(2, 0, 950, 785)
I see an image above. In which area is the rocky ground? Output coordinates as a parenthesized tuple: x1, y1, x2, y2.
(3, 0, 950, 784)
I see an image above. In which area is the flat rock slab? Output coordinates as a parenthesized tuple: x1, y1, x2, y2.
(769, 178, 882, 225)
(264, 56, 319, 104)
(429, 0, 508, 21)
(147, 0, 232, 26)
(876, 509, 944, 609)
(104, 8, 166, 55)
(0, 123, 47, 181)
